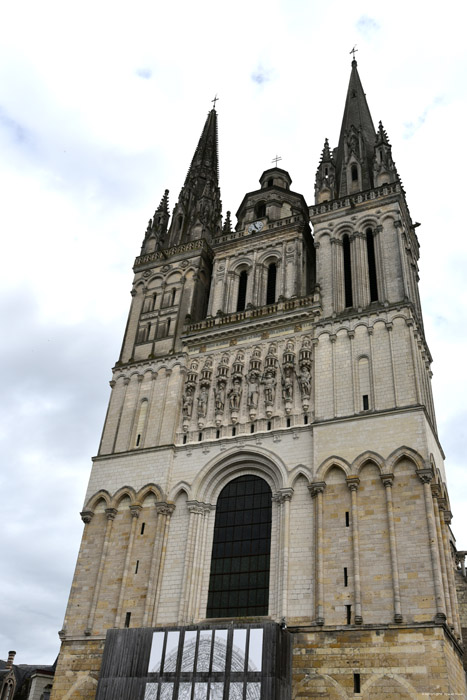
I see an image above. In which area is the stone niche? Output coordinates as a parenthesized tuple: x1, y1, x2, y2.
(95, 623, 291, 700)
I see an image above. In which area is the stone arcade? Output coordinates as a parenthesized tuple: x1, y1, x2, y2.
(51, 61, 467, 699)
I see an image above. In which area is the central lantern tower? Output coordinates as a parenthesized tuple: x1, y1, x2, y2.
(51, 62, 466, 700)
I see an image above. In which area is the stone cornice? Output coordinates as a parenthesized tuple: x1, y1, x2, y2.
(134, 238, 213, 270)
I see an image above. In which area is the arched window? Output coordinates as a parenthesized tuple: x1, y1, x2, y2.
(267, 178, 273, 187)
(171, 288, 176, 305)
(343, 234, 353, 307)
(207, 475, 272, 618)
(351, 164, 358, 182)
(366, 228, 378, 301)
(177, 215, 183, 232)
(255, 201, 266, 218)
(166, 318, 171, 336)
(266, 263, 277, 305)
(237, 270, 248, 312)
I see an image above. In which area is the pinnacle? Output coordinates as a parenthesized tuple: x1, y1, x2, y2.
(222, 211, 232, 233)
(155, 189, 170, 215)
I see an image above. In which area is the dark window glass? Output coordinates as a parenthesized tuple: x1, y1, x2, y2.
(266, 263, 277, 305)
(366, 229, 378, 301)
(351, 164, 358, 181)
(207, 475, 272, 618)
(237, 271, 248, 311)
(343, 234, 353, 307)
(255, 201, 266, 218)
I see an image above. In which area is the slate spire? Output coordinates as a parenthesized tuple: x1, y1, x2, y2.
(335, 58, 377, 197)
(168, 107, 222, 246)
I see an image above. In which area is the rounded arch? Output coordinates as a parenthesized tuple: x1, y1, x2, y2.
(192, 446, 288, 504)
(257, 249, 282, 266)
(111, 485, 137, 509)
(357, 214, 379, 231)
(165, 270, 183, 285)
(315, 456, 351, 481)
(84, 489, 111, 511)
(136, 482, 164, 504)
(62, 673, 98, 700)
(353, 321, 370, 333)
(352, 450, 385, 474)
(167, 480, 191, 502)
(335, 222, 354, 238)
(387, 446, 425, 473)
(146, 274, 164, 289)
(229, 257, 253, 274)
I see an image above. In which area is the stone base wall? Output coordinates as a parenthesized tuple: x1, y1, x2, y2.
(50, 638, 104, 700)
(291, 624, 466, 699)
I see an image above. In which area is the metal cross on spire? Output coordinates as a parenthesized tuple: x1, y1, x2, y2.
(211, 94, 219, 109)
(350, 45, 358, 61)
(272, 155, 282, 167)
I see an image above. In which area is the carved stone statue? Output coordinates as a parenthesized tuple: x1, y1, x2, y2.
(298, 366, 311, 398)
(247, 371, 260, 409)
(197, 386, 209, 418)
(262, 369, 276, 405)
(282, 367, 294, 402)
(215, 382, 226, 412)
(228, 378, 242, 411)
(182, 387, 194, 417)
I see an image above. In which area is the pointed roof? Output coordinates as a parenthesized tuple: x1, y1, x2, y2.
(185, 108, 219, 185)
(155, 188, 170, 216)
(335, 59, 376, 195)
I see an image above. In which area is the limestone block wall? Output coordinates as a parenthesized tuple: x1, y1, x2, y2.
(291, 626, 466, 699)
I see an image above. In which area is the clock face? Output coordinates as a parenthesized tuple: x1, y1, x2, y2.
(248, 220, 264, 234)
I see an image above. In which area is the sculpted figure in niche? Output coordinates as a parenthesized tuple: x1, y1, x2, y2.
(298, 366, 311, 398)
(215, 382, 226, 412)
(247, 371, 260, 409)
(197, 386, 209, 418)
(182, 387, 194, 417)
(228, 379, 242, 410)
(282, 367, 294, 402)
(262, 369, 276, 405)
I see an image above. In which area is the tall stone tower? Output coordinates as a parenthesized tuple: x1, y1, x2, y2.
(51, 62, 466, 700)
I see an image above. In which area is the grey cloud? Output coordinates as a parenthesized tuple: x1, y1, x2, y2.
(0, 289, 123, 662)
(356, 16, 380, 40)
(0, 106, 31, 144)
(136, 68, 153, 79)
(403, 96, 443, 138)
(251, 65, 273, 85)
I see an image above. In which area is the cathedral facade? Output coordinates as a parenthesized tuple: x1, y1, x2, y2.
(51, 62, 467, 699)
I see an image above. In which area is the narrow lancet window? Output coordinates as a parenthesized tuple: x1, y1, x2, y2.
(237, 270, 248, 311)
(266, 263, 277, 305)
(343, 234, 353, 307)
(366, 229, 378, 301)
(207, 475, 272, 618)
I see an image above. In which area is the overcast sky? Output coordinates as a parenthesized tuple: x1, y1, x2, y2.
(1, 0, 466, 666)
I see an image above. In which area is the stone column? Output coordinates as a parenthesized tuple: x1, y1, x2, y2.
(346, 476, 362, 624)
(179, 502, 205, 623)
(432, 486, 453, 627)
(372, 225, 386, 303)
(386, 322, 398, 407)
(114, 505, 142, 627)
(192, 505, 215, 621)
(309, 482, 326, 625)
(330, 334, 337, 418)
(111, 377, 130, 453)
(127, 374, 144, 450)
(348, 329, 357, 413)
(277, 488, 294, 619)
(150, 503, 176, 626)
(417, 468, 446, 622)
(85, 507, 117, 635)
(381, 474, 402, 622)
(439, 504, 461, 639)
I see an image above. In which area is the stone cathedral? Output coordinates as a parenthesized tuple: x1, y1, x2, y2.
(51, 61, 467, 699)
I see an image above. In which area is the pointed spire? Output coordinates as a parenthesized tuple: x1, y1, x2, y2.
(319, 138, 332, 164)
(375, 121, 390, 147)
(335, 59, 377, 196)
(168, 107, 222, 246)
(314, 138, 336, 204)
(222, 211, 232, 233)
(373, 121, 399, 187)
(141, 189, 170, 254)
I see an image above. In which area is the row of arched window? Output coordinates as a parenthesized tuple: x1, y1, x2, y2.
(236, 263, 277, 312)
(342, 228, 378, 308)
